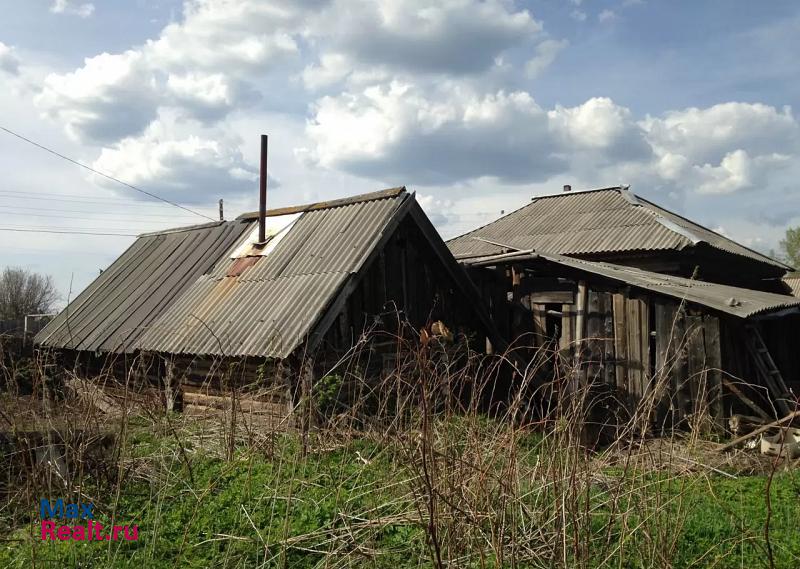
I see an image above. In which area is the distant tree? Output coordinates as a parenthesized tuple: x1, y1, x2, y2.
(780, 227, 800, 269)
(0, 267, 59, 320)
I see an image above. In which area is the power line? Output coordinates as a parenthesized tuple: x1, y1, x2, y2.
(0, 227, 137, 236)
(0, 189, 199, 208)
(0, 126, 216, 222)
(0, 221, 151, 232)
(0, 204, 199, 220)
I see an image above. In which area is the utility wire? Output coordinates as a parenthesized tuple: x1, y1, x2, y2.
(0, 204, 198, 220)
(0, 126, 216, 221)
(0, 221, 143, 231)
(0, 227, 137, 236)
(0, 188, 204, 207)
(0, 190, 199, 208)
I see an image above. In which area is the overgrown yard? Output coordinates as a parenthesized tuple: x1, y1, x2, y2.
(2, 343, 799, 568)
(1, 408, 799, 569)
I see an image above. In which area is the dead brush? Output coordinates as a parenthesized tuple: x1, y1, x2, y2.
(0, 329, 795, 568)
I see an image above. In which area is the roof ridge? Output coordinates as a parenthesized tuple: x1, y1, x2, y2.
(236, 187, 406, 220)
(138, 220, 227, 237)
(635, 195, 792, 270)
(635, 206, 701, 246)
(529, 185, 625, 201)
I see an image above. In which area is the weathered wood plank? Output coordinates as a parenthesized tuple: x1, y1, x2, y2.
(670, 307, 690, 422)
(600, 292, 615, 386)
(639, 298, 651, 402)
(572, 281, 588, 391)
(530, 290, 575, 304)
(560, 303, 574, 358)
(532, 303, 547, 348)
(612, 293, 628, 392)
(685, 314, 704, 419)
(703, 314, 724, 428)
(653, 300, 675, 428)
(626, 297, 642, 400)
(587, 290, 601, 382)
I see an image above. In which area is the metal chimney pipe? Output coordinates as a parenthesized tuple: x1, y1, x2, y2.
(258, 134, 268, 243)
(563, 184, 571, 192)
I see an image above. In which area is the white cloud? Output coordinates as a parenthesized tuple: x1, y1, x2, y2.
(302, 86, 654, 184)
(26, 0, 800, 232)
(417, 193, 456, 226)
(641, 102, 798, 165)
(51, 0, 95, 18)
(598, 9, 617, 23)
(692, 150, 790, 194)
(303, 0, 542, 87)
(36, 50, 159, 144)
(91, 122, 256, 204)
(300, 77, 800, 215)
(549, 97, 639, 151)
(36, 0, 320, 144)
(300, 81, 568, 184)
(165, 72, 259, 122)
(302, 53, 352, 90)
(638, 102, 800, 195)
(143, 0, 311, 74)
(0, 42, 19, 75)
(570, 10, 587, 21)
(525, 39, 568, 77)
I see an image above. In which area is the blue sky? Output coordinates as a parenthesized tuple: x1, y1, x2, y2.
(1, 0, 798, 302)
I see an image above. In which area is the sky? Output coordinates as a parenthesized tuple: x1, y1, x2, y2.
(1, 0, 799, 305)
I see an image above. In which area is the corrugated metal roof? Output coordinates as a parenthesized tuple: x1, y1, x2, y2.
(35, 221, 251, 353)
(448, 187, 789, 271)
(134, 272, 349, 357)
(465, 250, 800, 319)
(134, 189, 410, 358)
(784, 275, 800, 297)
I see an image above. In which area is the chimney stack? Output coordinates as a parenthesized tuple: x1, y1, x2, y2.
(258, 134, 268, 243)
(563, 184, 572, 193)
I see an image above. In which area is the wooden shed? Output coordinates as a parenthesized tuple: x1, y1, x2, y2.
(448, 186, 792, 292)
(35, 188, 499, 424)
(461, 250, 800, 429)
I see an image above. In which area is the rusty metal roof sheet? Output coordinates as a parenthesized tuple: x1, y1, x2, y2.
(134, 189, 410, 358)
(447, 187, 789, 271)
(35, 221, 251, 353)
(465, 249, 800, 319)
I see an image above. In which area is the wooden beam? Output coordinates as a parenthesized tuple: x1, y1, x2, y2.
(717, 410, 800, 452)
(530, 290, 574, 304)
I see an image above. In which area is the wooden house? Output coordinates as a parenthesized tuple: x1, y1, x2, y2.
(449, 187, 800, 427)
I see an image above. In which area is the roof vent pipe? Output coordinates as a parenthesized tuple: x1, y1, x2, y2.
(563, 184, 571, 192)
(258, 134, 268, 243)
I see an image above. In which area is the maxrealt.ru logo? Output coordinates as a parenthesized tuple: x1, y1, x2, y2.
(40, 499, 138, 542)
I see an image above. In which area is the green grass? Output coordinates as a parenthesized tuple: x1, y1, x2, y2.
(1, 421, 798, 568)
